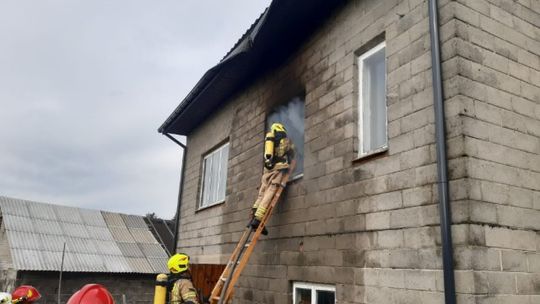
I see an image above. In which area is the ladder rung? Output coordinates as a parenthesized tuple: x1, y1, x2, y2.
(244, 244, 250, 247)
(221, 277, 227, 281)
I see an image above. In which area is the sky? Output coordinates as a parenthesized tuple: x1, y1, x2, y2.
(0, 0, 270, 218)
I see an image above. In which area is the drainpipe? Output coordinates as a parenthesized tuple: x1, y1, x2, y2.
(428, 0, 456, 304)
(164, 133, 187, 254)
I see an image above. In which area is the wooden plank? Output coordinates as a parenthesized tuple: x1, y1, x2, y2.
(191, 263, 226, 301)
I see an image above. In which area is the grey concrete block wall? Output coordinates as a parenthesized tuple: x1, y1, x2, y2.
(175, 0, 539, 303)
(445, 0, 540, 302)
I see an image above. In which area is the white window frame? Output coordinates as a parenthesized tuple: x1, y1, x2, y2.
(199, 142, 229, 209)
(357, 41, 387, 157)
(292, 282, 336, 304)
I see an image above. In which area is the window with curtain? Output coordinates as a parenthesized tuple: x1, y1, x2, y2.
(266, 96, 305, 178)
(199, 142, 229, 208)
(357, 41, 387, 156)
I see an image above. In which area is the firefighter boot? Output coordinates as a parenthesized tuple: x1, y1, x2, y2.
(249, 218, 268, 236)
(246, 208, 268, 235)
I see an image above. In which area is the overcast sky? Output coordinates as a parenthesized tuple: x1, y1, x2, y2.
(0, 0, 270, 218)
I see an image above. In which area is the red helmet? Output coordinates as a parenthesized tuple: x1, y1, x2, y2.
(67, 284, 115, 304)
(11, 285, 41, 303)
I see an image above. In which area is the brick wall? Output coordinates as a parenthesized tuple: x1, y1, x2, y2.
(175, 0, 539, 303)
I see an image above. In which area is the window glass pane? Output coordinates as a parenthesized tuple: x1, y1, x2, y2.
(217, 144, 229, 201)
(295, 288, 311, 304)
(316, 290, 335, 304)
(267, 96, 305, 177)
(360, 44, 386, 154)
(202, 156, 212, 206)
(200, 143, 229, 208)
(211, 151, 220, 203)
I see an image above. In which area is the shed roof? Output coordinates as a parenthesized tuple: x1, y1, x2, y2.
(158, 0, 346, 135)
(0, 196, 169, 274)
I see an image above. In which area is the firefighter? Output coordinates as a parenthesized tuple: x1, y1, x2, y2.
(66, 284, 115, 304)
(167, 253, 199, 304)
(11, 286, 41, 304)
(248, 122, 295, 234)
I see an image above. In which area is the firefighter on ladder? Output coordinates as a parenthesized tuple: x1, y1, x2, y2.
(248, 122, 295, 235)
(167, 253, 200, 304)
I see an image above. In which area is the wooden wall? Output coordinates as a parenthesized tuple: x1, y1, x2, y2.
(191, 264, 226, 302)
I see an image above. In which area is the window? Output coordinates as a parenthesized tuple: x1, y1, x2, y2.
(199, 142, 229, 208)
(357, 41, 387, 156)
(293, 282, 335, 304)
(266, 96, 305, 178)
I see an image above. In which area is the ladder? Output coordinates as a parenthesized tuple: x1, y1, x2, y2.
(209, 161, 296, 304)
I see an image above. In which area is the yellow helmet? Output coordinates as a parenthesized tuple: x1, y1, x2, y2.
(270, 122, 286, 133)
(168, 253, 190, 273)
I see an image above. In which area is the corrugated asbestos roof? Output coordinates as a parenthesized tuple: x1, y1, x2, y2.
(158, 0, 347, 135)
(0, 196, 168, 273)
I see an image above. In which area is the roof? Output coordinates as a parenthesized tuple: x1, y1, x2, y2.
(0, 196, 169, 274)
(158, 0, 347, 135)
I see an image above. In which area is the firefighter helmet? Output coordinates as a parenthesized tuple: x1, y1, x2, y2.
(11, 285, 41, 303)
(0, 293, 12, 304)
(168, 253, 190, 273)
(270, 122, 286, 133)
(66, 284, 114, 304)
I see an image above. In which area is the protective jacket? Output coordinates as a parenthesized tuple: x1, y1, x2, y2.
(264, 130, 295, 171)
(168, 273, 199, 304)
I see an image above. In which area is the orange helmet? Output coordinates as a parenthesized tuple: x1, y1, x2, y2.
(11, 286, 41, 304)
(67, 284, 115, 304)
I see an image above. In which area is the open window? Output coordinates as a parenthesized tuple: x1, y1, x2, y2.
(199, 142, 229, 209)
(293, 282, 335, 304)
(357, 41, 387, 157)
(266, 96, 305, 179)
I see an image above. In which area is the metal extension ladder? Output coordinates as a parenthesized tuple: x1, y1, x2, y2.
(209, 162, 295, 304)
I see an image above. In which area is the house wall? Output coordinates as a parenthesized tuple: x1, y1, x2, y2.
(15, 271, 156, 304)
(443, 0, 540, 302)
(176, 0, 539, 303)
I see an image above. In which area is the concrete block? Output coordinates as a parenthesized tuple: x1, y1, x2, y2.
(475, 295, 531, 304)
(404, 226, 438, 248)
(501, 250, 528, 272)
(379, 268, 405, 289)
(404, 269, 439, 291)
(485, 226, 537, 251)
(515, 273, 538, 295)
(403, 185, 433, 207)
(389, 206, 422, 228)
(366, 211, 391, 230)
(487, 272, 517, 294)
(388, 248, 421, 268)
(454, 246, 501, 271)
(399, 145, 433, 170)
(365, 286, 394, 304)
(376, 230, 404, 249)
(454, 270, 487, 294)
(528, 253, 540, 273)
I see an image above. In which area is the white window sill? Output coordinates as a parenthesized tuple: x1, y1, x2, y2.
(196, 200, 225, 212)
(353, 146, 389, 162)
